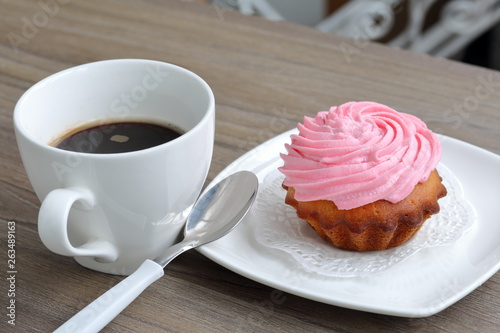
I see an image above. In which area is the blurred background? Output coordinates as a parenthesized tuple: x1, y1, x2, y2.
(209, 0, 500, 70)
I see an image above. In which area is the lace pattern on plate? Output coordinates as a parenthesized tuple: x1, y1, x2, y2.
(253, 164, 476, 277)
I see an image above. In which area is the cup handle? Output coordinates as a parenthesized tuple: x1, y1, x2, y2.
(38, 187, 119, 263)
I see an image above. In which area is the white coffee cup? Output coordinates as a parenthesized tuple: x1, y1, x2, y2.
(14, 59, 215, 275)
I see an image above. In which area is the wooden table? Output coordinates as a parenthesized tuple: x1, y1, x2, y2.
(1, 1, 499, 332)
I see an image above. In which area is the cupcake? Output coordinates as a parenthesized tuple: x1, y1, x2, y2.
(279, 102, 447, 251)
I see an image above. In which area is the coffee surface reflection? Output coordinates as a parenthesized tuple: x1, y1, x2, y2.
(54, 121, 183, 154)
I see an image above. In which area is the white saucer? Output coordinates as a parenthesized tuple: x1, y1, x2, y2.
(198, 130, 500, 317)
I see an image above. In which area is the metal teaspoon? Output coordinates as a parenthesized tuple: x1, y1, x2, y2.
(55, 170, 259, 333)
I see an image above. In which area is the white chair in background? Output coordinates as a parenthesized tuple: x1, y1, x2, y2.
(219, 0, 500, 58)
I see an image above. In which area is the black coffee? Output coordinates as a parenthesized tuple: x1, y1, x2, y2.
(54, 121, 183, 154)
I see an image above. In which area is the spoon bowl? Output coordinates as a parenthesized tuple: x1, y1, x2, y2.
(186, 170, 258, 238)
(154, 170, 259, 267)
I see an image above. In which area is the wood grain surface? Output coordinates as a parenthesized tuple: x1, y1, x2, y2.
(0, 0, 499, 332)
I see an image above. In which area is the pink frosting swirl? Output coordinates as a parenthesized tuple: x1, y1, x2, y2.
(279, 102, 441, 210)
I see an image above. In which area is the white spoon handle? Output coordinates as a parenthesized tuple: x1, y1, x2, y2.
(55, 260, 164, 333)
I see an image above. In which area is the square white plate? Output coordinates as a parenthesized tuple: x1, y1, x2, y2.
(198, 130, 500, 317)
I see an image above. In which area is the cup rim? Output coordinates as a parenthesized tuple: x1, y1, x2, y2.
(14, 59, 215, 158)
